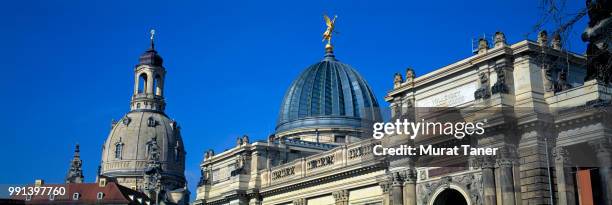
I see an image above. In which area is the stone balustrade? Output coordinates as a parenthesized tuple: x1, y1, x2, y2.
(262, 139, 381, 187)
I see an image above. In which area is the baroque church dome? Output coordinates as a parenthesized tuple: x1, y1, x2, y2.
(276, 46, 381, 141)
(100, 32, 188, 204)
(101, 112, 185, 184)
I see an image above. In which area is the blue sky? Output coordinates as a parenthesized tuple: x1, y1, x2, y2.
(0, 0, 587, 195)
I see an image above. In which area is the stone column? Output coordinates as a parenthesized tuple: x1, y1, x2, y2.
(379, 181, 392, 205)
(497, 157, 515, 205)
(592, 140, 612, 205)
(236, 191, 249, 205)
(553, 146, 576, 205)
(391, 172, 404, 205)
(146, 71, 154, 94)
(482, 156, 497, 205)
(332, 190, 349, 205)
(403, 169, 417, 205)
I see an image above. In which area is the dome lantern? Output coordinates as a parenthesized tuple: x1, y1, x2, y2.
(131, 29, 167, 112)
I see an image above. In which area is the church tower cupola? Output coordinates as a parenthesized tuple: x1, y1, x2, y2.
(131, 29, 167, 112)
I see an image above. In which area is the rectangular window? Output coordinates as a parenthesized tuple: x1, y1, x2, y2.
(211, 169, 220, 183)
(334, 135, 345, 143)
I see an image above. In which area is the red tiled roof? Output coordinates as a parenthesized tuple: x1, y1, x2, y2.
(11, 182, 151, 205)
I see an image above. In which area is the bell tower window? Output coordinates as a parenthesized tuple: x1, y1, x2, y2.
(154, 74, 163, 96)
(138, 73, 148, 94)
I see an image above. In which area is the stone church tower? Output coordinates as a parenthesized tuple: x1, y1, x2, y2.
(99, 30, 189, 204)
(65, 144, 84, 184)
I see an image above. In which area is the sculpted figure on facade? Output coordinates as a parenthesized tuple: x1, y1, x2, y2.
(236, 137, 243, 146)
(491, 62, 509, 94)
(552, 33, 562, 49)
(583, 0, 611, 83)
(242, 135, 249, 145)
(197, 168, 208, 186)
(555, 69, 571, 92)
(204, 149, 214, 160)
(474, 71, 490, 99)
(538, 30, 548, 47)
(405, 67, 415, 85)
(393, 72, 403, 88)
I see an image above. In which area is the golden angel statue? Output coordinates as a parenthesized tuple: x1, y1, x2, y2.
(322, 14, 338, 45)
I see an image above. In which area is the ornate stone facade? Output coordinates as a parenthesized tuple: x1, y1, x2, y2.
(195, 31, 611, 205)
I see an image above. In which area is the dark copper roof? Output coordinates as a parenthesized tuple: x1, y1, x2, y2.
(139, 48, 163, 66)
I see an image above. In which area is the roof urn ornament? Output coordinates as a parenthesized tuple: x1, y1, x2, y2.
(494, 31, 507, 48)
(477, 38, 489, 54)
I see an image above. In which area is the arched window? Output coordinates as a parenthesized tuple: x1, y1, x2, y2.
(115, 143, 123, 159)
(138, 73, 148, 94)
(154, 74, 162, 96)
(147, 117, 156, 127)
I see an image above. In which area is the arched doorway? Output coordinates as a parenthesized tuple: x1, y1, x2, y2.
(432, 189, 468, 205)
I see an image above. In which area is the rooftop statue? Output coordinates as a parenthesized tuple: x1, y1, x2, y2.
(322, 14, 338, 46)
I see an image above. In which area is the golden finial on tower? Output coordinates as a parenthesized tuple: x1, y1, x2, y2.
(322, 14, 338, 49)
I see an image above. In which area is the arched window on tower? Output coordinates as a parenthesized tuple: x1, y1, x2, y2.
(114, 142, 124, 159)
(138, 73, 148, 94)
(154, 74, 162, 96)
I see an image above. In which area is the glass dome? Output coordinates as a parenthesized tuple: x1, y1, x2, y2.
(276, 52, 381, 134)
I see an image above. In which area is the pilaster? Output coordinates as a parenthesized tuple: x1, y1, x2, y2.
(402, 168, 417, 205)
(292, 198, 306, 205)
(482, 156, 497, 205)
(379, 179, 392, 205)
(591, 139, 612, 205)
(391, 172, 403, 205)
(553, 146, 576, 205)
(332, 189, 349, 205)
